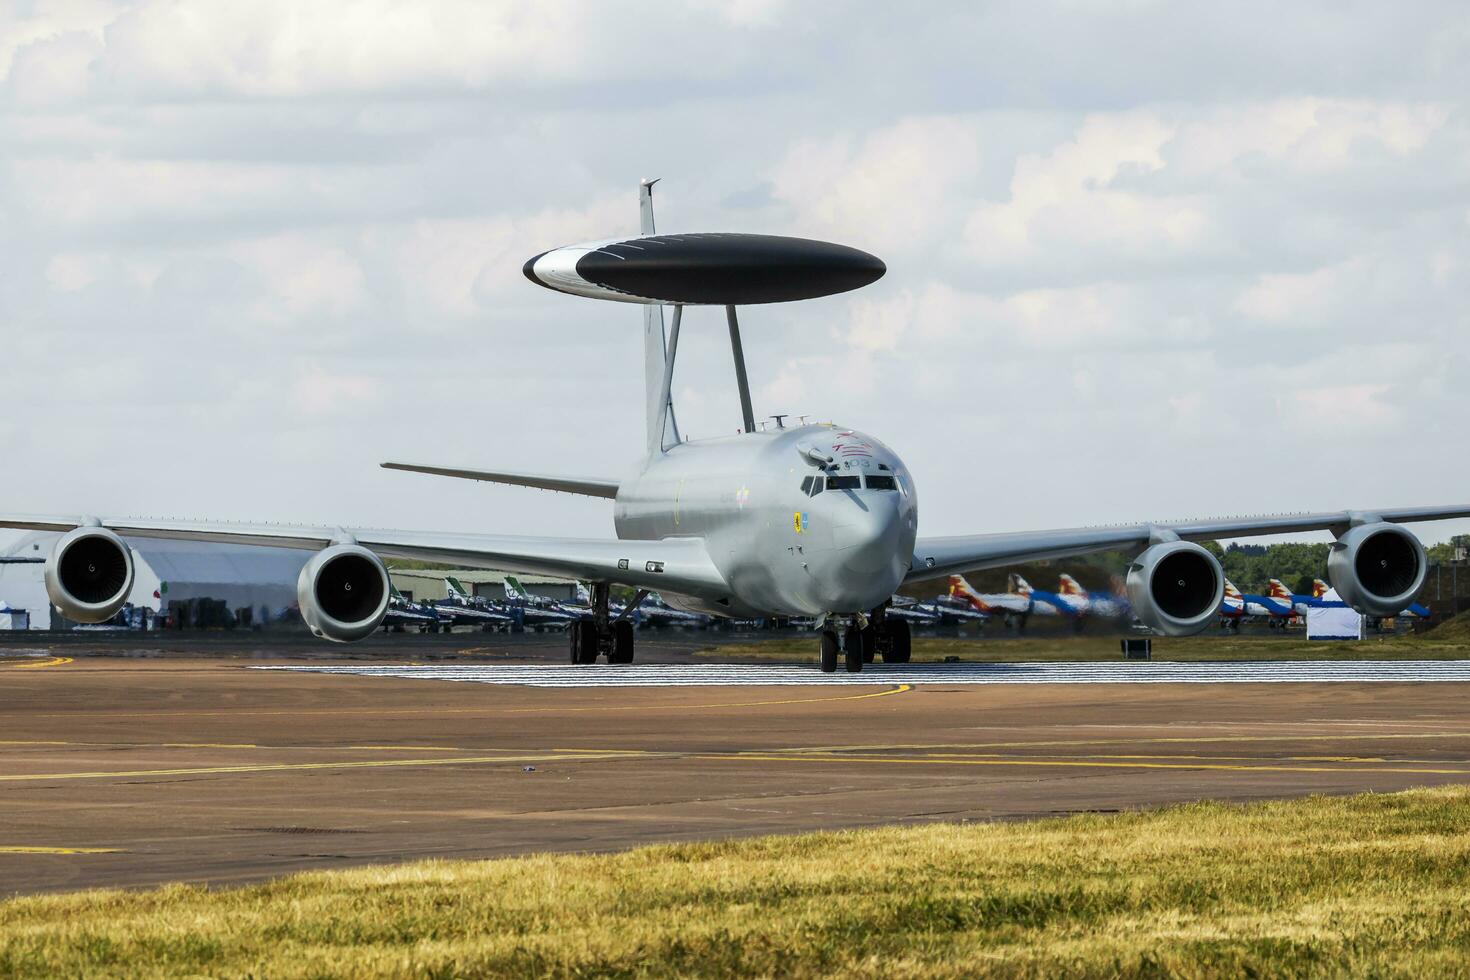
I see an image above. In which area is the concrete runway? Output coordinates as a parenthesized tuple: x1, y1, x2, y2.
(7, 647, 1470, 896)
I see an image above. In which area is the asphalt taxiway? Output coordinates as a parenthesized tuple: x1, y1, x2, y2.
(6, 644, 1470, 896)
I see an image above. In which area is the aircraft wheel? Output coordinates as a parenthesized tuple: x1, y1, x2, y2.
(610, 620, 635, 664)
(573, 621, 600, 664)
(843, 626, 864, 673)
(861, 625, 877, 663)
(882, 620, 912, 663)
(819, 631, 839, 673)
(568, 623, 582, 664)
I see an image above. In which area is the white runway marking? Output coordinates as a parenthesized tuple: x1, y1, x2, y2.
(254, 661, 1470, 688)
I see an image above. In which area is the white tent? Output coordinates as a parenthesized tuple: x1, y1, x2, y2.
(1306, 587, 1364, 641)
(0, 601, 29, 631)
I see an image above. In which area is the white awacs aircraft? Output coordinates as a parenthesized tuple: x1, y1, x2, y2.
(7, 181, 1466, 673)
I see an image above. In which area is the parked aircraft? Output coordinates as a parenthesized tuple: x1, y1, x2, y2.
(941, 574, 1030, 619)
(7, 180, 1466, 672)
(1218, 579, 1293, 629)
(502, 575, 581, 630)
(429, 576, 515, 631)
(575, 580, 709, 629)
(1055, 574, 1130, 620)
(383, 585, 443, 633)
(1268, 578, 1429, 619)
(883, 594, 944, 628)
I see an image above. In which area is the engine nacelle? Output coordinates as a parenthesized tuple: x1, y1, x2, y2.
(1126, 540, 1224, 636)
(296, 544, 390, 642)
(1327, 522, 1425, 617)
(44, 526, 136, 624)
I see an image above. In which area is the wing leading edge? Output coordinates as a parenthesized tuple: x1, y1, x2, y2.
(0, 514, 725, 597)
(908, 505, 1470, 583)
(380, 462, 619, 499)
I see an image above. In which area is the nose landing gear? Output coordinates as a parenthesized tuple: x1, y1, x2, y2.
(817, 616, 872, 673)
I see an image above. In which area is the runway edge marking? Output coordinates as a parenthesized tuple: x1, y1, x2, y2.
(253, 661, 1470, 687)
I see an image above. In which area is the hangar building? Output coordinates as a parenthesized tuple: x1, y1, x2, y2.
(0, 531, 308, 630)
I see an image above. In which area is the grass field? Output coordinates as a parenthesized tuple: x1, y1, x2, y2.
(6, 788, 1470, 977)
(701, 619, 1470, 663)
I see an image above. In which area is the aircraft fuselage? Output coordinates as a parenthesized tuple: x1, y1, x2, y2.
(613, 425, 917, 618)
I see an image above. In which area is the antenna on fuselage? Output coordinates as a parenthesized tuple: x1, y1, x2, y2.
(521, 181, 887, 449)
(725, 305, 756, 434)
(641, 179, 682, 453)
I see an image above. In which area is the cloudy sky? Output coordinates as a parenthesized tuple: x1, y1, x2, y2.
(2, 0, 1468, 547)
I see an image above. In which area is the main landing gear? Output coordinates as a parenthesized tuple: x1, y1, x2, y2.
(568, 583, 636, 666)
(817, 609, 912, 674)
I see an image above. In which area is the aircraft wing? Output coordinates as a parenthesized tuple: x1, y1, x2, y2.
(907, 505, 1470, 583)
(380, 462, 619, 499)
(0, 514, 726, 597)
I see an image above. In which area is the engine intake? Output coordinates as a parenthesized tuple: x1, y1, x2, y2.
(44, 526, 135, 624)
(1126, 540, 1224, 636)
(1327, 523, 1425, 617)
(296, 544, 390, 642)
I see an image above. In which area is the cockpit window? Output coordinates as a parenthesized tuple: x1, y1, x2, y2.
(826, 475, 860, 491)
(800, 476, 825, 496)
(866, 475, 897, 491)
(800, 476, 814, 495)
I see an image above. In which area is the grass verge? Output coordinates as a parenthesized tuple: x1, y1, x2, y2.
(6, 787, 1470, 977)
(700, 632, 1470, 663)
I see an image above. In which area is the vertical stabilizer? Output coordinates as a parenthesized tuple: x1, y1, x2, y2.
(1267, 579, 1294, 603)
(641, 179, 680, 455)
(503, 575, 529, 600)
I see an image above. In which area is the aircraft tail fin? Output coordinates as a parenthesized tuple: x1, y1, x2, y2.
(1312, 578, 1329, 599)
(445, 576, 470, 600)
(1057, 573, 1086, 597)
(1223, 579, 1243, 600)
(947, 574, 976, 597)
(642, 179, 681, 456)
(1267, 579, 1294, 603)
(503, 575, 530, 600)
(1009, 574, 1033, 595)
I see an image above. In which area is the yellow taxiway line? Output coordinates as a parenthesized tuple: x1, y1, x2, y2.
(15, 682, 914, 721)
(0, 845, 122, 854)
(695, 751, 1470, 777)
(3, 656, 72, 670)
(0, 749, 665, 783)
(0, 740, 469, 752)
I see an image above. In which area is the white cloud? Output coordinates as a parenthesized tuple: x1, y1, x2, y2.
(0, 0, 1467, 546)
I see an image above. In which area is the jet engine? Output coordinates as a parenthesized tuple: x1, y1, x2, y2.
(44, 526, 136, 624)
(1125, 540, 1224, 636)
(1327, 522, 1426, 617)
(296, 544, 390, 642)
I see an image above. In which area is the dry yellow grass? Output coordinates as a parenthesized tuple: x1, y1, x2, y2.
(6, 788, 1470, 977)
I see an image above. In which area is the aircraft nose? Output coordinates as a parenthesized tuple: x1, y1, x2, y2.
(833, 495, 902, 575)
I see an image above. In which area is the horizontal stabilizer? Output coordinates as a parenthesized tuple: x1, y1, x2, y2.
(381, 462, 619, 499)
